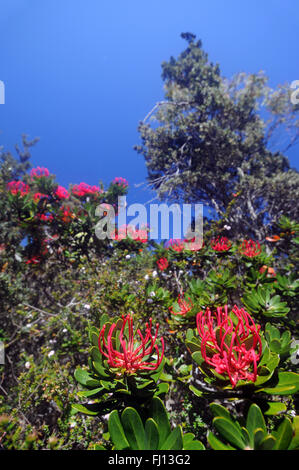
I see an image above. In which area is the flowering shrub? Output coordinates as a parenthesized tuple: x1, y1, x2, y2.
(7, 180, 30, 196)
(157, 257, 168, 271)
(195, 305, 262, 387)
(98, 314, 164, 374)
(239, 239, 262, 257)
(169, 294, 193, 317)
(30, 167, 50, 179)
(210, 236, 232, 252)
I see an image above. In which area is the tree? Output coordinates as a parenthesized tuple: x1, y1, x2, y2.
(135, 33, 299, 240)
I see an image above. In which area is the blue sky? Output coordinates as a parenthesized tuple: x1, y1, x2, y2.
(0, 0, 298, 211)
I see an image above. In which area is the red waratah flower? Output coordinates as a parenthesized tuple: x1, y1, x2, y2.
(112, 177, 129, 188)
(169, 294, 193, 317)
(157, 257, 169, 271)
(25, 255, 41, 265)
(98, 314, 164, 374)
(165, 239, 185, 252)
(196, 305, 262, 388)
(30, 167, 50, 179)
(37, 213, 54, 222)
(210, 236, 232, 252)
(239, 239, 262, 257)
(33, 192, 48, 202)
(55, 185, 69, 199)
(7, 181, 30, 196)
(72, 182, 101, 197)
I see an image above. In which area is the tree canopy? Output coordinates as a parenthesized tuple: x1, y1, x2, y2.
(136, 33, 299, 239)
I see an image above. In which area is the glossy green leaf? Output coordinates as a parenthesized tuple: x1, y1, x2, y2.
(273, 418, 293, 450)
(246, 403, 267, 446)
(259, 371, 299, 395)
(213, 417, 246, 449)
(207, 431, 235, 450)
(160, 426, 183, 450)
(108, 410, 130, 450)
(149, 397, 171, 448)
(144, 418, 159, 450)
(121, 407, 146, 450)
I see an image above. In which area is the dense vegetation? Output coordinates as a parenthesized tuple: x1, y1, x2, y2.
(0, 35, 298, 451)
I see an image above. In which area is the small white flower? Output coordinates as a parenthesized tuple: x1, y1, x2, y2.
(48, 350, 55, 358)
(84, 304, 91, 310)
(223, 225, 231, 230)
(144, 274, 149, 281)
(62, 328, 67, 333)
(125, 254, 131, 259)
(147, 298, 154, 304)
(149, 291, 156, 297)
(152, 270, 158, 278)
(25, 361, 31, 369)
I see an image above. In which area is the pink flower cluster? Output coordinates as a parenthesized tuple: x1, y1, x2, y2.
(72, 182, 101, 197)
(113, 225, 148, 243)
(112, 177, 129, 188)
(7, 181, 30, 196)
(98, 314, 164, 373)
(55, 185, 69, 200)
(196, 305, 262, 388)
(30, 167, 50, 179)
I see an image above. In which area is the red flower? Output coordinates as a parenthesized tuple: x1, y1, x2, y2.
(55, 185, 69, 200)
(7, 181, 30, 196)
(112, 177, 129, 188)
(157, 257, 168, 271)
(37, 213, 54, 222)
(112, 225, 148, 243)
(196, 305, 262, 388)
(259, 265, 276, 277)
(169, 294, 193, 317)
(30, 167, 50, 179)
(165, 239, 185, 252)
(210, 236, 232, 252)
(72, 182, 101, 197)
(98, 314, 164, 374)
(33, 192, 48, 202)
(25, 255, 41, 265)
(239, 239, 262, 257)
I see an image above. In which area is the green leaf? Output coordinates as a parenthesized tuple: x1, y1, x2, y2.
(273, 418, 293, 450)
(207, 431, 235, 450)
(246, 404, 267, 446)
(149, 397, 171, 449)
(189, 384, 203, 397)
(108, 410, 130, 450)
(71, 403, 99, 416)
(160, 426, 183, 450)
(259, 371, 299, 395)
(144, 418, 159, 450)
(210, 402, 234, 422)
(121, 407, 146, 450)
(264, 402, 287, 416)
(213, 417, 246, 449)
(258, 435, 276, 450)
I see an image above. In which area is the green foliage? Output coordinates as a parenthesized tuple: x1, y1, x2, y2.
(208, 402, 299, 450)
(106, 397, 205, 450)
